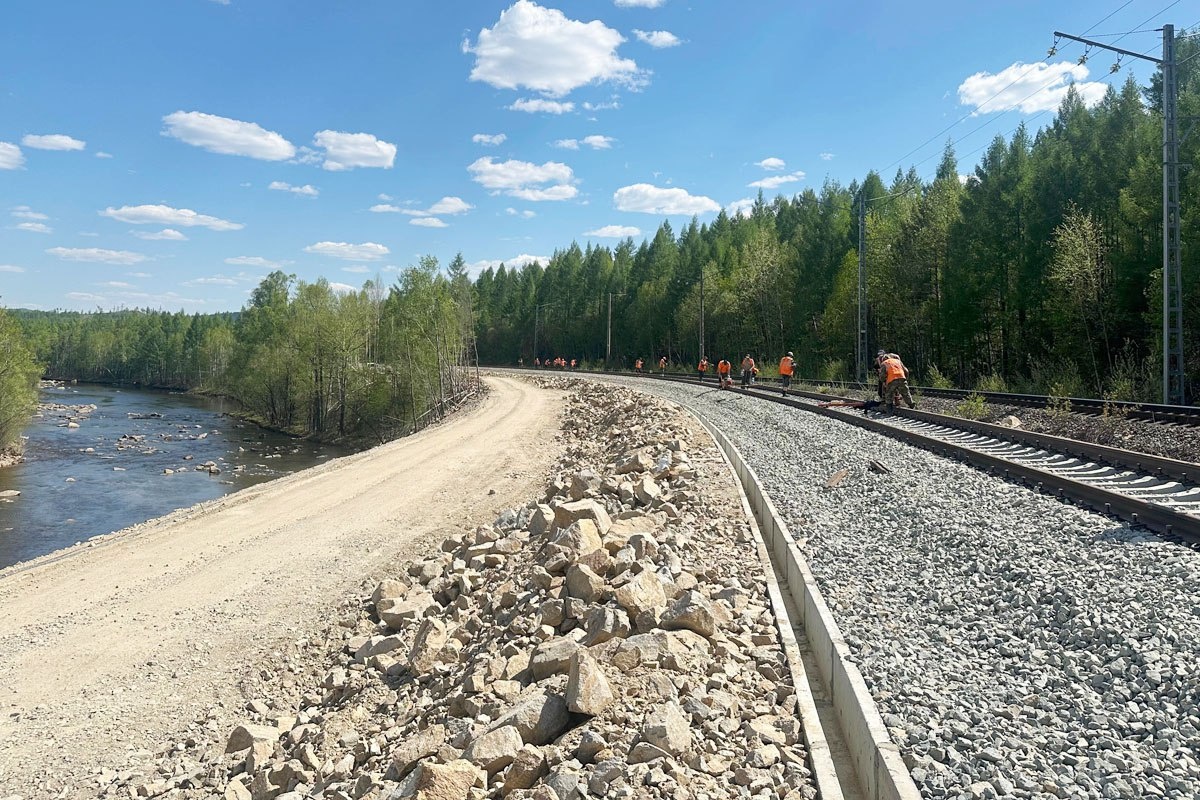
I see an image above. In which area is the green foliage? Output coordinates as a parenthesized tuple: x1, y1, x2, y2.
(975, 374, 1008, 393)
(819, 359, 847, 383)
(13, 258, 476, 443)
(926, 364, 954, 389)
(955, 392, 987, 420)
(0, 309, 41, 452)
(1046, 388, 1074, 421)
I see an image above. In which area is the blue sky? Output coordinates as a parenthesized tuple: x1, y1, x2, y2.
(0, 0, 1182, 312)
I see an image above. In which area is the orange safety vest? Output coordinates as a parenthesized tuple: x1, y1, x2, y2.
(717, 360, 730, 375)
(881, 357, 906, 383)
(779, 356, 794, 376)
(698, 359, 708, 371)
(741, 357, 755, 371)
(635, 359, 643, 369)
(659, 358, 667, 368)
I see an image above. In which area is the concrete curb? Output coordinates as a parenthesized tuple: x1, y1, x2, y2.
(703, 414, 847, 800)
(693, 413, 923, 800)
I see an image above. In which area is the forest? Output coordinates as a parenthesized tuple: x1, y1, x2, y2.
(1, 40, 1197, 455)
(8, 257, 477, 445)
(473, 54, 1199, 403)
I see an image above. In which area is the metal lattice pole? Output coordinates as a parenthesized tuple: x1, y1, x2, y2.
(1053, 24, 1184, 404)
(856, 192, 867, 384)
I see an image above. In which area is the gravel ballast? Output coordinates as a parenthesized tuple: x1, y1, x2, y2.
(595, 375, 1200, 800)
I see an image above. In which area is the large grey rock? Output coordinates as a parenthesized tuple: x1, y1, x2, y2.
(616, 451, 654, 475)
(615, 570, 666, 618)
(640, 701, 692, 755)
(550, 520, 604, 560)
(565, 564, 605, 603)
(225, 723, 279, 753)
(660, 590, 719, 638)
(531, 637, 580, 679)
(566, 652, 614, 716)
(407, 617, 450, 674)
(379, 589, 435, 629)
(389, 724, 446, 779)
(553, 499, 612, 536)
(372, 578, 411, 604)
(492, 688, 570, 745)
(393, 759, 483, 800)
(462, 725, 524, 774)
(502, 745, 548, 793)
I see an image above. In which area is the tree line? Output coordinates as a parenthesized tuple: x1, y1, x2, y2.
(10, 257, 477, 443)
(473, 50, 1199, 402)
(0, 309, 40, 457)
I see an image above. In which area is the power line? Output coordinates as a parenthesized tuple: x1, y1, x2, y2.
(883, 0, 1142, 173)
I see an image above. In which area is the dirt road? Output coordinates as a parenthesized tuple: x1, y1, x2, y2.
(0, 376, 563, 797)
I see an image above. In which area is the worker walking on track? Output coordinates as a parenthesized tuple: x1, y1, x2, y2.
(740, 354, 755, 388)
(778, 351, 795, 396)
(659, 356, 667, 375)
(697, 356, 708, 382)
(635, 358, 643, 373)
(717, 358, 731, 388)
(877, 350, 916, 412)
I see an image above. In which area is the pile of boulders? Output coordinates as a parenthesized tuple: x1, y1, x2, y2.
(120, 381, 813, 800)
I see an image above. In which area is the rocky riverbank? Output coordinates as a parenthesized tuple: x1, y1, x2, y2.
(99, 378, 812, 800)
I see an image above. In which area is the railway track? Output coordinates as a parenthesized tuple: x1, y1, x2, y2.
(795, 378, 1200, 425)
(504, 367, 1200, 545)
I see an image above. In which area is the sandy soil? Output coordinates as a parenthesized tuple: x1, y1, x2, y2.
(0, 376, 564, 797)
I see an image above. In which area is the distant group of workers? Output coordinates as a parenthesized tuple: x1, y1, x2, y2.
(633, 348, 916, 413)
(527, 356, 578, 370)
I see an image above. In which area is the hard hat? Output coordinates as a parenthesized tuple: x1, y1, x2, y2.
(787, 351, 793, 356)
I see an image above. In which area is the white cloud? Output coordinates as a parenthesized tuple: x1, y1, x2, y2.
(0, 265, 26, 273)
(582, 100, 620, 112)
(469, 156, 577, 202)
(11, 207, 49, 220)
(312, 130, 396, 171)
(509, 98, 576, 115)
(465, 0, 641, 97)
(958, 61, 1109, 114)
(755, 157, 786, 171)
(101, 281, 134, 289)
(615, 0, 666, 6)
(225, 256, 286, 269)
(633, 29, 680, 48)
(101, 204, 244, 231)
(329, 282, 358, 294)
(582, 134, 614, 149)
(819, 152, 834, 161)
(16, 222, 52, 234)
(96, 151, 113, 159)
(133, 228, 188, 241)
(162, 111, 296, 160)
(428, 196, 473, 215)
(66, 292, 107, 303)
(748, 170, 806, 189)
(506, 208, 536, 218)
(47, 247, 147, 265)
(613, 183, 719, 215)
(584, 224, 640, 238)
(126, 272, 152, 278)
(472, 133, 507, 146)
(727, 197, 755, 218)
(22, 134, 86, 151)
(303, 241, 389, 261)
(269, 180, 319, 197)
(410, 217, 448, 228)
(342, 265, 371, 274)
(466, 253, 549, 274)
(0, 143, 24, 170)
(183, 276, 239, 287)
(370, 204, 423, 215)
(377, 193, 393, 201)
(555, 139, 581, 150)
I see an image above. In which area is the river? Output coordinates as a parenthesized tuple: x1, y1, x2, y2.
(0, 383, 356, 570)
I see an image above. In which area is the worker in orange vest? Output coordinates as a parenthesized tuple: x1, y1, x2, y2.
(534, 357, 540, 367)
(740, 354, 755, 387)
(877, 350, 916, 411)
(658, 356, 667, 374)
(778, 351, 795, 396)
(570, 358, 577, 370)
(697, 356, 708, 382)
(716, 358, 731, 388)
(634, 358, 643, 373)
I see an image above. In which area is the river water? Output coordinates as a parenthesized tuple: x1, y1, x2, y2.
(0, 384, 356, 570)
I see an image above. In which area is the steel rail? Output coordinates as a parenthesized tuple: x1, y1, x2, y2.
(789, 379, 1200, 425)
(498, 367, 1200, 544)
